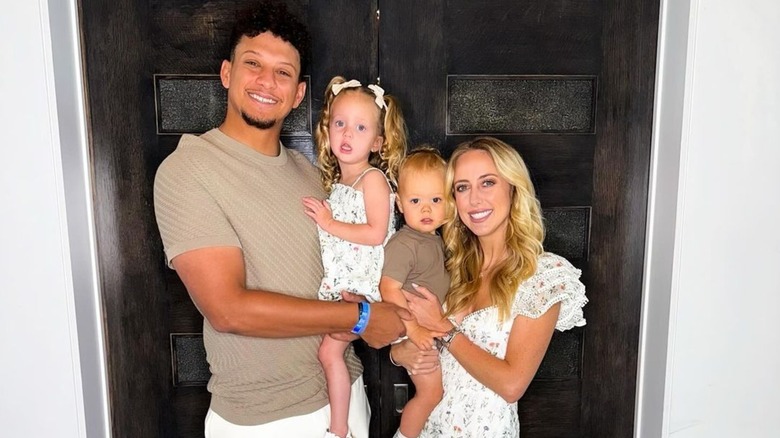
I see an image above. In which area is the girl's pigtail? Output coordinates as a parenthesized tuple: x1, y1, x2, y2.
(315, 76, 346, 193)
(376, 94, 408, 188)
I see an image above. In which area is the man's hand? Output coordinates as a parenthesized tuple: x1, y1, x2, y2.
(329, 291, 366, 342)
(361, 302, 411, 348)
(331, 291, 409, 345)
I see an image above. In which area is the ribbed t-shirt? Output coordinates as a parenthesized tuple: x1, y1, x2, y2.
(382, 226, 450, 301)
(153, 128, 363, 425)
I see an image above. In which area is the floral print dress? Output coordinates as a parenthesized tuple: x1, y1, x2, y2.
(419, 252, 588, 437)
(317, 167, 396, 302)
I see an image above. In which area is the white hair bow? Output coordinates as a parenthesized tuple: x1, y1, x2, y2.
(331, 79, 362, 96)
(367, 84, 387, 110)
(331, 79, 387, 110)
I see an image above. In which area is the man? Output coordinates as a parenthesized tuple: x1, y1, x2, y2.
(153, 2, 407, 436)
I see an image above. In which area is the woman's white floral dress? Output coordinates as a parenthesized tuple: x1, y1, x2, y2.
(317, 168, 396, 302)
(419, 252, 588, 437)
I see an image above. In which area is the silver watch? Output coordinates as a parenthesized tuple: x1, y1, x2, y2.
(436, 324, 461, 351)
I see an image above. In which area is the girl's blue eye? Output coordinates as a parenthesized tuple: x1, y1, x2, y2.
(482, 179, 495, 187)
(357, 125, 366, 132)
(455, 184, 468, 193)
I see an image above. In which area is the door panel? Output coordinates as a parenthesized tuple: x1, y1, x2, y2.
(584, 0, 659, 435)
(79, 1, 171, 437)
(79, 0, 658, 436)
(379, 1, 598, 436)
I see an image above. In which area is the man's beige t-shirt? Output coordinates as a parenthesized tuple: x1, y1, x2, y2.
(154, 128, 362, 425)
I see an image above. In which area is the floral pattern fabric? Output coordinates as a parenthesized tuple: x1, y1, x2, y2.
(419, 252, 588, 438)
(317, 168, 396, 302)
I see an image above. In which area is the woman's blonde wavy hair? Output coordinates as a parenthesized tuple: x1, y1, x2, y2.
(442, 137, 545, 322)
(314, 76, 408, 193)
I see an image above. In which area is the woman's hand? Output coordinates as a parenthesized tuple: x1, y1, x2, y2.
(403, 284, 451, 332)
(390, 339, 440, 376)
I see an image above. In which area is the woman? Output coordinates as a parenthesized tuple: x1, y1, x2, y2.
(391, 137, 588, 438)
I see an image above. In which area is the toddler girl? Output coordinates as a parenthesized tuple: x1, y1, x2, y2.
(303, 76, 407, 438)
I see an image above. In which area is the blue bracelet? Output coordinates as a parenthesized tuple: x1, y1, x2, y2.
(351, 302, 371, 335)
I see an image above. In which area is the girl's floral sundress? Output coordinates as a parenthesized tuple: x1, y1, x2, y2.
(317, 167, 396, 302)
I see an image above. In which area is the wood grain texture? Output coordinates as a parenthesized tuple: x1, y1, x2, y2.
(582, 0, 660, 436)
(308, 0, 377, 126)
(445, 0, 602, 75)
(443, 134, 595, 208)
(150, 0, 310, 73)
(171, 386, 210, 437)
(379, 0, 447, 148)
(519, 378, 582, 438)
(79, 0, 172, 436)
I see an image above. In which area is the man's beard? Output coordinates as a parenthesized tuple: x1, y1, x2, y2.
(241, 111, 276, 130)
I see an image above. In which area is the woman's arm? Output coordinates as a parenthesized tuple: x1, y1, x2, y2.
(404, 285, 560, 403)
(445, 304, 559, 403)
(389, 338, 441, 376)
(302, 170, 391, 245)
(380, 276, 438, 350)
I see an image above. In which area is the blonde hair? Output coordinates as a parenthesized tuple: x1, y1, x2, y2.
(442, 137, 545, 321)
(397, 145, 446, 193)
(314, 76, 408, 193)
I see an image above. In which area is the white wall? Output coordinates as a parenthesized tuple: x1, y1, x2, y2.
(639, 0, 780, 437)
(0, 1, 107, 437)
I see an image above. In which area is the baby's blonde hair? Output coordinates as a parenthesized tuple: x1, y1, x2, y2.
(314, 76, 408, 193)
(397, 145, 446, 193)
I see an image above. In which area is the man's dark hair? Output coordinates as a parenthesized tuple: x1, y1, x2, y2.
(227, 1, 311, 82)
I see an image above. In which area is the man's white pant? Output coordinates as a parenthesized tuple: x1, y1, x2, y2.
(205, 376, 370, 438)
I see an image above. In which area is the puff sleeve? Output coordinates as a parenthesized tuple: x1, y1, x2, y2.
(511, 252, 588, 331)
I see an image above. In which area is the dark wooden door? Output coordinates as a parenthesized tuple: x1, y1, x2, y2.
(80, 0, 657, 437)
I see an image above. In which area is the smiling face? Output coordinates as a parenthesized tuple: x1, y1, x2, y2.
(220, 32, 306, 132)
(397, 168, 447, 234)
(452, 149, 514, 243)
(328, 91, 383, 170)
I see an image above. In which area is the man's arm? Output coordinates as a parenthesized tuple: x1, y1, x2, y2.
(172, 245, 409, 346)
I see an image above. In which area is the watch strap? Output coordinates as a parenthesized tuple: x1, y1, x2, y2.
(437, 323, 461, 351)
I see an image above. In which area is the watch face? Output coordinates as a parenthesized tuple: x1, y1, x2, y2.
(435, 325, 461, 352)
